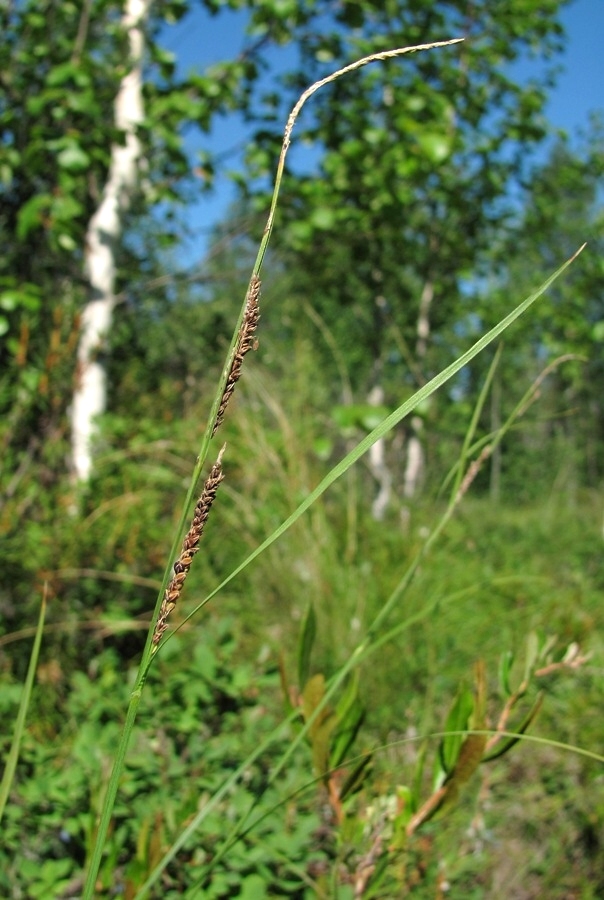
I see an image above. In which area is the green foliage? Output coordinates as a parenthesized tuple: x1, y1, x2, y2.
(1, 2, 603, 897)
(0, 0, 320, 525)
(0, 618, 327, 898)
(4, 530, 600, 898)
(2, 443, 603, 896)
(477, 122, 604, 488)
(243, 0, 570, 392)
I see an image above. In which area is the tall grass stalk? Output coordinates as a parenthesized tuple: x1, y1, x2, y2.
(81, 40, 463, 897)
(80, 34, 586, 897)
(0, 590, 46, 826)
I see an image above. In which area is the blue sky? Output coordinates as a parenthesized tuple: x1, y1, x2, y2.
(542, 0, 603, 133)
(162, 0, 604, 264)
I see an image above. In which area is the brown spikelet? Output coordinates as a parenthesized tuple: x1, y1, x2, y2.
(213, 275, 261, 436)
(152, 447, 225, 646)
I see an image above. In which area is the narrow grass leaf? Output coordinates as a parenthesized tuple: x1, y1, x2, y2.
(331, 674, 364, 768)
(481, 693, 545, 762)
(297, 601, 317, 689)
(450, 342, 502, 502)
(339, 753, 373, 802)
(498, 649, 515, 698)
(524, 630, 540, 683)
(0, 591, 46, 826)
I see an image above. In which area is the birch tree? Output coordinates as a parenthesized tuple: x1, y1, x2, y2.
(1, 0, 315, 485)
(71, 0, 150, 483)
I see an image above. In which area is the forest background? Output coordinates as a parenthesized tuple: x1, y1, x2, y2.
(0, 0, 603, 897)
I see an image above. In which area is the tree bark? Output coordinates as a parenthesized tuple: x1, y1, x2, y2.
(403, 416, 425, 499)
(402, 276, 434, 500)
(367, 384, 391, 521)
(71, 0, 149, 482)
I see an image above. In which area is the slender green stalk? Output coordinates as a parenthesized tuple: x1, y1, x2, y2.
(441, 351, 584, 498)
(0, 590, 46, 825)
(450, 342, 503, 501)
(251, 39, 463, 278)
(385, 730, 604, 766)
(83, 689, 144, 896)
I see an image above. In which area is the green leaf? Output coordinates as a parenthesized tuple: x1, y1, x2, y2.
(57, 142, 91, 171)
(416, 131, 451, 164)
(302, 674, 338, 776)
(331, 671, 364, 767)
(310, 206, 336, 230)
(58, 233, 77, 251)
(498, 649, 514, 698)
(339, 752, 372, 802)
(16, 194, 52, 239)
(592, 321, 604, 342)
(297, 601, 316, 688)
(0, 161, 15, 185)
(482, 693, 544, 763)
(0, 284, 41, 312)
(51, 194, 84, 221)
(0, 292, 17, 311)
(439, 731, 487, 812)
(335, 669, 361, 726)
(439, 687, 474, 778)
(331, 698, 364, 769)
(239, 874, 268, 900)
(46, 61, 90, 88)
(523, 631, 540, 684)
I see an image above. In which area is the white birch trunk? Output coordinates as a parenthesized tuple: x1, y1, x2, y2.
(71, 0, 150, 482)
(403, 417, 425, 499)
(367, 384, 391, 521)
(402, 278, 434, 499)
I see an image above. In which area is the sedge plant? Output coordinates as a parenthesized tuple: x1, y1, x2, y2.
(13, 38, 582, 897)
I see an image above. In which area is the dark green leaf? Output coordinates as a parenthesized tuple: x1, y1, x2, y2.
(297, 601, 316, 688)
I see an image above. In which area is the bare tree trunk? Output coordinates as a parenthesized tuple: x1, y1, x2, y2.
(415, 277, 434, 362)
(71, 0, 149, 482)
(403, 416, 425, 499)
(402, 277, 434, 500)
(367, 384, 391, 521)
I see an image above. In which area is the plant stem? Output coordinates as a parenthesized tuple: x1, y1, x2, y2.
(82, 679, 145, 900)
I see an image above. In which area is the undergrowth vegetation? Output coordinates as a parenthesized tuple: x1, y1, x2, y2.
(2, 341, 603, 898)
